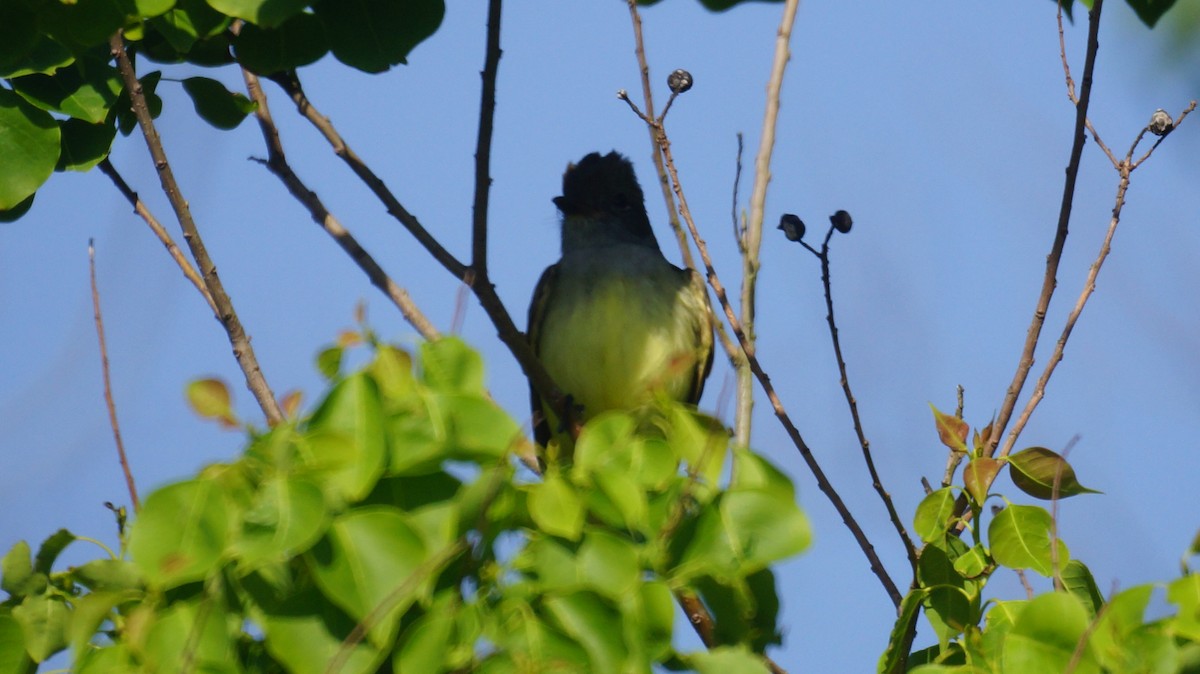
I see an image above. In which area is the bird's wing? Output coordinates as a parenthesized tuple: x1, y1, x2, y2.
(527, 262, 561, 447)
(685, 268, 715, 406)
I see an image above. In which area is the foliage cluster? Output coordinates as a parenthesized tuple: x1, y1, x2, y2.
(1, 337, 810, 673)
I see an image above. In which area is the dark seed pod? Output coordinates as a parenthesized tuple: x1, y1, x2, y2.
(830, 210, 853, 234)
(777, 213, 805, 241)
(667, 69, 693, 94)
(1148, 109, 1173, 136)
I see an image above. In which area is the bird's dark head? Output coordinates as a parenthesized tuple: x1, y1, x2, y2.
(554, 151, 657, 249)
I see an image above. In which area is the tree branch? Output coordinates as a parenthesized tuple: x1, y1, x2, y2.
(988, 0, 1104, 456)
(89, 240, 140, 513)
(108, 31, 283, 425)
(238, 66, 440, 341)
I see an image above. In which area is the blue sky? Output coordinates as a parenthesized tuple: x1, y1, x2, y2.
(2, 1, 1198, 670)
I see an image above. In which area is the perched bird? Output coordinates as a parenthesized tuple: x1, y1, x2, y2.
(528, 151, 714, 455)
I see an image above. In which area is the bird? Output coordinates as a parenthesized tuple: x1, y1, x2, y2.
(528, 151, 714, 458)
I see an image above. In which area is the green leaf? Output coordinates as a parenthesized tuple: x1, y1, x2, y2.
(67, 591, 139, 660)
(149, 0, 232, 53)
(129, 479, 231, 588)
(420, 337, 484, 394)
(69, 559, 144, 592)
(0, 194, 35, 223)
(0, 88, 60, 210)
(306, 507, 429, 647)
(962, 457, 1001, 505)
(432, 393, 523, 460)
(12, 594, 69, 662)
(1060, 559, 1104, 620)
(185, 377, 238, 427)
(542, 591, 627, 673)
(878, 588, 927, 674)
(38, 0, 128, 49)
(394, 594, 457, 672)
(312, 0, 444, 74)
(316, 345, 343, 380)
(1126, 0, 1180, 28)
(0, 3, 40, 73)
(676, 488, 809, 578)
(113, 71, 164, 136)
(0, 611, 32, 674)
(1, 542, 36, 597)
(303, 372, 387, 502)
(181, 76, 256, 130)
(1008, 446, 1100, 499)
(34, 529, 77, 575)
(142, 599, 239, 673)
(132, 0, 176, 19)
(930, 403, 968, 453)
(577, 531, 640, 599)
(233, 13, 329, 75)
(232, 476, 330, 569)
(529, 472, 584, 540)
(258, 583, 386, 674)
(987, 504, 1069, 577)
(1003, 592, 1096, 673)
(208, 0, 312, 28)
(56, 119, 115, 172)
(913, 487, 958, 543)
(687, 645, 770, 674)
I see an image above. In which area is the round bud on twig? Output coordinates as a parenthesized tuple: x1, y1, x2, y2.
(616, 89, 629, 100)
(777, 213, 805, 241)
(1148, 108, 1173, 136)
(667, 69, 693, 94)
(830, 210, 853, 234)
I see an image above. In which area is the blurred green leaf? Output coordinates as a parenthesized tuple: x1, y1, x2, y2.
(129, 479, 231, 588)
(420, 337, 485, 395)
(234, 13, 329, 74)
(688, 645, 770, 673)
(1003, 592, 1096, 673)
(312, 0, 444, 73)
(208, 0, 311, 28)
(1127, 0, 1180, 28)
(577, 531, 640, 599)
(307, 507, 429, 646)
(1060, 559, 1104, 620)
(529, 472, 584, 540)
(12, 594, 69, 662)
(233, 476, 329, 569)
(542, 591, 627, 673)
(303, 372, 387, 502)
(1, 542, 38, 597)
(185, 377, 238, 427)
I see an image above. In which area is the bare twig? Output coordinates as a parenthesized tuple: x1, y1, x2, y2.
(239, 67, 440, 341)
(998, 102, 1197, 459)
(263, 5, 573, 439)
(471, 0, 502, 272)
(109, 31, 283, 425)
(624, 0, 695, 272)
(621, 98, 901, 605)
(988, 0, 1104, 456)
(88, 241, 140, 513)
(814, 227, 917, 574)
(622, 1, 744, 438)
(96, 159, 217, 316)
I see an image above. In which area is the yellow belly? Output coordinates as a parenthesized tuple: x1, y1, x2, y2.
(538, 264, 702, 420)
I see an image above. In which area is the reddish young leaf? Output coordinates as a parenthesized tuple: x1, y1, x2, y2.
(930, 404, 969, 453)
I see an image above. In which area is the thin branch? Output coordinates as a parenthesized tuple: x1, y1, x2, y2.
(471, 0, 502, 272)
(239, 67, 440, 341)
(108, 31, 283, 425)
(988, 0, 1104, 456)
(264, 70, 468, 280)
(621, 94, 901, 606)
(816, 229, 918, 574)
(622, 1, 744, 441)
(89, 240, 140, 513)
(96, 158, 217, 316)
(263, 9, 573, 439)
(624, 0, 695, 273)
